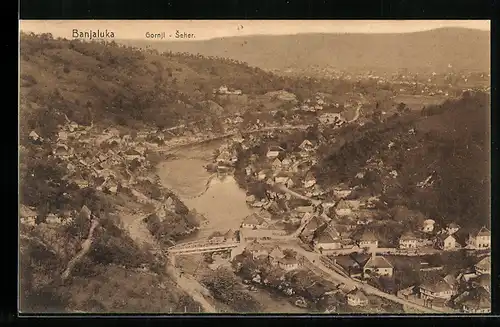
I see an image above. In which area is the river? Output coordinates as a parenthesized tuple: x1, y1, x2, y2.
(157, 140, 254, 239)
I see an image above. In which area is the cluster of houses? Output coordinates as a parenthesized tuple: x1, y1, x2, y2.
(243, 242, 302, 272)
(398, 223, 491, 252)
(22, 121, 181, 226)
(397, 254, 491, 313)
(213, 85, 243, 95)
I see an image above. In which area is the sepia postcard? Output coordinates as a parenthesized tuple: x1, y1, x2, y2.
(19, 20, 491, 315)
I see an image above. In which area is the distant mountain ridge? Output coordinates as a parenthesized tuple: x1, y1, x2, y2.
(122, 28, 490, 74)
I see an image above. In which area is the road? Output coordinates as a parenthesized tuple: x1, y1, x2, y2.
(274, 183, 322, 206)
(166, 263, 217, 313)
(157, 124, 311, 153)
(280, 242, 443, 313)
(61, 218, 99, 282)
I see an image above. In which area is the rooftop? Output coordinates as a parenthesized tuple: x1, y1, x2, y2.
(420, 279, 452, 293)
(364, 255, 393, 269)
(474, 256, 491, 271)
(242, 213, 266, 226)
(359, 230, 378, 242)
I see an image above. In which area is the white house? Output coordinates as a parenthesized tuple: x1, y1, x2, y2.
(358, 230, 379, 249)
(335, 200, 352, 216)
(266, 145, 284, 159)
(435, 234, 457, 251)
(467, 226, 491, 249)
(422, 219, 435, 233)
(241, 213, 268, 229)
(269, 246, 286, 266)
(346, 289, 369, 306)
(298, 139, 315, 152)
(278, 256, 301, 271)
(399, 231, 418, 249)
(363, 253, 393, 278)
(313, 226, 341, 252)
(272, 158, 282, 169)
(246, 241, 269, 259)
(419, 279, 453, 302)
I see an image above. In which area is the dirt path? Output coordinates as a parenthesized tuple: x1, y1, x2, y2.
(274, 184, 322, 206)
(119, 208, 218, 313)
(61, 219, 99, 281)
(166, 264, 217, 313)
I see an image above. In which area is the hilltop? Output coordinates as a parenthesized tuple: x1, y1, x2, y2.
(314, 91, 490, 229)
(122, 28, 490, 75)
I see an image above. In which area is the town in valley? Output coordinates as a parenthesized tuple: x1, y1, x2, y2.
(19, 20, 491, 314)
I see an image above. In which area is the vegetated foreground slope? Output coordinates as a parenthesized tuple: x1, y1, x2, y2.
(314, 91, 490, 229)
(124, 28, 490, 74)
(18, 33, 235, 313)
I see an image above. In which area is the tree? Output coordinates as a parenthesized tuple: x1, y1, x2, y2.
(397, 102, 407, 113)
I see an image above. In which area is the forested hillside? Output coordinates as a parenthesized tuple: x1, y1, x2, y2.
(314, 91, 490, 229)
(20, 32, 362, 136)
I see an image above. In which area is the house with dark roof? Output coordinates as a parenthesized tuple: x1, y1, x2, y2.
(474, 255, 490, 275)
(419, 279, 453, 302)
(357, 230, 379, 249)
(313, 226, 341, 252)
(246, 241, 270, 259)
(459, 287, 491, 313)
(363, 252, 394, 278)
(446, 223, 460, 235)
(467, 226, 491, 249)
(470, 273, 491, 294)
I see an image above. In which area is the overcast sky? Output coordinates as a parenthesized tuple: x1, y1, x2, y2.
(20, 20, 490, 41)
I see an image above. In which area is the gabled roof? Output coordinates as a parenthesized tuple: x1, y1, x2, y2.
(476, 226, 491, 237)
(364, 256, 393, 269)
(209, 231, 225, 238)
(299, 139, 314, 148)
(246, 241, 268, 252)
(475, 256, 491, 271)
(315, 226, 341, 244)
(400, 231, 418, 241)
(471, 274, 491, 290)
(269, 247, 285, 259)
(359, 230, 378, 242)
(304, 216, 325, 232)
(437, 233, 456, 242)
(242, 213, 265, 226)
(462, 287, 491, 310)
(420, 279, 452, 293)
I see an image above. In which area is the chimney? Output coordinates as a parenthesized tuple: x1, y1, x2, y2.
(371, 249, 376, 260)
